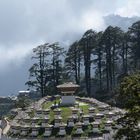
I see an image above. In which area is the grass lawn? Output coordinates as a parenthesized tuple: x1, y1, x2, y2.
(49, 110, 55, 124)
(42, 99, 60, 109)
(49, 107, 72, 123)
(79, 104, 89, 115)
(60, 107, 72, 123)
(42, 101, 53, 109)
(42, 99, 90, 124)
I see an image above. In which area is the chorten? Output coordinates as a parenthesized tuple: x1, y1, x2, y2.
(57, 82, 79, 105)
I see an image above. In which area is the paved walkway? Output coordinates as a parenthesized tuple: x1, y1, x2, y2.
(2, 119, 10, 135)
(0, 128, 2, 139)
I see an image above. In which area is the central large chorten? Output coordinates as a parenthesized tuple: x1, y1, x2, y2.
(57, 82, 79, 105)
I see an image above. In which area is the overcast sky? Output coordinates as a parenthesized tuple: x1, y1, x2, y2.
(0, 0, 140, 96)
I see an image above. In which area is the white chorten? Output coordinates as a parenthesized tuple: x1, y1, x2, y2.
(57, 82, 79, 105)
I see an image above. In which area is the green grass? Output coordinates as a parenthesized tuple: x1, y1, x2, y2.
(60, 107, 72, 123)
(42, 100, 90, 125)
(79, 104, 89, 115)
(42, 99, 72, 123)
(49, 110, 55, 124)
(42, 99, 60, 109)
(42, 102, 53, 109)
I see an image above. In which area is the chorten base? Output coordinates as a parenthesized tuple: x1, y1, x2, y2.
(61, 96, 75, 106)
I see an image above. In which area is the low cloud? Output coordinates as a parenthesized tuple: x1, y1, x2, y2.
(0, 0, 140, 71)
(80, 10, 106, 31)
(115, 0, 140, 17)
(0, 0, 110, 72)
(1, 0, 140, 95)
(0, 44, 33, 72)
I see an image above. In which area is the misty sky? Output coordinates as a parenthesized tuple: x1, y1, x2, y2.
(0, 0, 140, 96)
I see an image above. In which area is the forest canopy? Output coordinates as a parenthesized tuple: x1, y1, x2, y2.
(26, 20, 140, 105)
